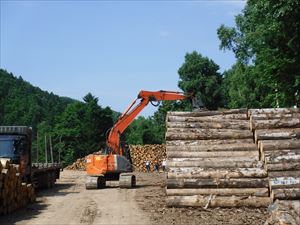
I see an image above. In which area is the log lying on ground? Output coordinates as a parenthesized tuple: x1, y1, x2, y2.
(269, 177, 300, 189)
(168, 159, 263, 168)
(166, 188, 269, 197)
(248, 108, 300, 116)
(167, 178, 269, 188)
(166, 129, 253, 140)
(167, 139, 254, 146)
(168, 108, 248, 117)
(264, 200, 300, 225)
(267, 162, 300, 171)
(167, 195, 272, 208)
(167, 168, 267, 179)
(169, 156, 259, 162)
(251, 117, 300, 130)
(167, 120, 250, 129)
(65, 157, 86, 170)
(167, 143, 258, 152)
(167, 150, 258, 159)
(255, 128, 300, 143)
(271, 188, 300, 200)
(259, 140, 300, 151)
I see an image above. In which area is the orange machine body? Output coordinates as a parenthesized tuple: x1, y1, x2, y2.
(86, 154, 115, 176)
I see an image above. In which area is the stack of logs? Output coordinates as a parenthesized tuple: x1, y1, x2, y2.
(165, 109, 271, 208)
(129, 145, 166, 172)
(264, 200, 300, 225)
(0, 159, 35, 215)
(249, 108, 300, 201)
(65, 157, 86, 170)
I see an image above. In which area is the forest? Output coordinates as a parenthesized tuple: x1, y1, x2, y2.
(0, 0, 299, 165)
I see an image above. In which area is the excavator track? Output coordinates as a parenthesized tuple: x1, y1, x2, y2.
(119, 173, 136, 188)
(85, 175, 106, 189)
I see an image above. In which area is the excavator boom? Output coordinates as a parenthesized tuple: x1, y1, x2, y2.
(107, 90, 188, 155)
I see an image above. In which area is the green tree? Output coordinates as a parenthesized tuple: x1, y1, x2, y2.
(178, 51, 224, 110)
(218, 0, 300, 107)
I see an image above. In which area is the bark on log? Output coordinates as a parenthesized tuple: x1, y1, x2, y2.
(248, 108, 300, 116)
(260, 140, 300, 151)
(262, 149, 300, 161)
(167, 108, 247, 117)
(167, 168, 267, 179)
(265, 154, 300, 164)
(167, 160, 264, 168)
(167, 143, 258, 152)
(255, 128, 300, 143)
(166, 196, 272, 208)
(169, 156, 259, 162)
(251, 113, 300, 120)
(167, 139, 254, 146)
(167, 114, 247, 122)
(167, 120, 250, 130)
(166, 188, 269, 197)
(167, 178, 269, 188)
(271, 188, 300, 200)
(167, 151, 258, 159)
(251, 118, 300, 130)
(268, 171, 300, 178)
(166, 129, 253, 140)
(267, 162, 300, 171)
(270, 177, 300, 189)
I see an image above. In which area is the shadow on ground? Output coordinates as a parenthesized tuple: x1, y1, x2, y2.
(0, 183, 75, 225)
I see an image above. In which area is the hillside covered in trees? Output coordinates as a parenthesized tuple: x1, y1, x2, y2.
(1, 0, 299, 165)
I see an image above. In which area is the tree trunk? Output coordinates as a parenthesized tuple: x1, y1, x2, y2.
(271, 188, 300, 200)
(167, 168, 267, 179)
(248, 108, 300, 116)
(167, 114, 248, 122)
(167, 143, 257, 152)
(259, 140, 300, 151)
(167, 108, 247, 117)
(262, 149, 300, 161)
(269, 177, 300, 189)
(265, 154, 300, 164)
(167, 151, 258, 159)
(267, 162, 300, 171)
(268, 171, 300, 178)
(167, 120, 250, 130)
(166, 188, 269, 197)
(166, 129, 252, 140)
(167, 139, 254, 146)
(255, 128, 300, 143)
(251, 113, 300, 120)
(167, 178, 269, 188)
(250, 117, 300, 130)
(167, 160, 264, 168)
(166, 196, 271, 208)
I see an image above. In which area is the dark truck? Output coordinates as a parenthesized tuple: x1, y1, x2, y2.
(0, 126, 61, 189)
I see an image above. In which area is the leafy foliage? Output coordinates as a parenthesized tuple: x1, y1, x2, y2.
(178, 51, 224, 110)
(218, 0, 300, 107)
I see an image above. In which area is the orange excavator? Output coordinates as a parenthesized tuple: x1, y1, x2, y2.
(85, 90, 191, 189)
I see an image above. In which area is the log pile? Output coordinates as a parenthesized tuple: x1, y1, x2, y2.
(129, 145, 166, 172)
(0, 159, 36, 215)
(249, 108, 300, 201)
(65, 157, 86, 170)
(166, 109, 271, 208)
(264, 200, 300, 225)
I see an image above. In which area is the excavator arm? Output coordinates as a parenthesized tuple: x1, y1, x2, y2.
(107, 90, 188, 155)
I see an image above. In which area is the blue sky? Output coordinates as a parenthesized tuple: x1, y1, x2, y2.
(0, 0, 246, 116)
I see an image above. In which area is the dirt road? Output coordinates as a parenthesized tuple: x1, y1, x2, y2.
(0, 170, 269, 225)
(0, 170, 149, 225)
